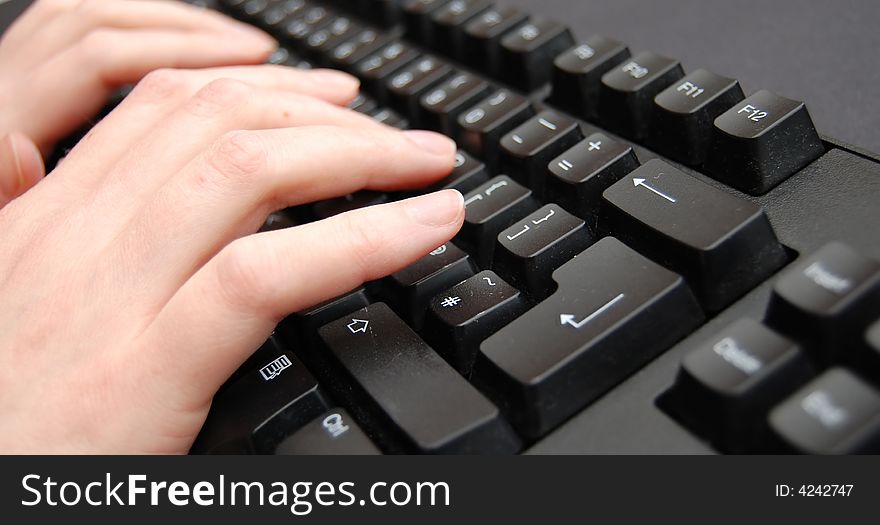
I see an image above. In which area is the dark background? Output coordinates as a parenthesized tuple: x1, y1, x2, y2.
(2, 0, 879, 154)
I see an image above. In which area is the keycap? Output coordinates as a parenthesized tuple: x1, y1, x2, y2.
(283, 5, 334, 46)
(402, 0, 451, 46)
(318, 303, 521, 453)
(601, 159, 788, 313)
(461, 6, 528, 73)
(327, 28, 389, 71)
(549, 37, 630, 119)
(348, 92, 378, 114)
(386, 56, 454, 122)
(430, 0, 492, 58)
(274, 408, 381, 455)
(241, 0, 271, 20)
(418, 72, 492, 136)
(499, 110, 582, 197)
(598, 51, 684, 140)
(498, 20, 575, 91)
(458, 176, 539, 266)
(765, 242, 880, 363)
(261, 0, 307, 34)
(649, 69, 745, 166)
(474, 237, 704, 439)
(867, 319, 880, 365)
(258, 210, 297, 232)
(704, 90, 825, 195)
(494, 204, 594, 298)
(768, 368, 880, 454)
(286, 287, 372, 347)
(423, 270, 528, 374)
(194, 344, 329, 453)
(356, 42, 420, 104)
(383, 242, 475, 328)
(312, 191, 389, 219)
(668, 318, 812, 452)
(457, 89, 535, 168)
(370, 107, 409, 128)
(545, 132, 640, 222)
(362, 0, 403, 27)
(425, 149, 489, 193)
(303, 16, 360, 62)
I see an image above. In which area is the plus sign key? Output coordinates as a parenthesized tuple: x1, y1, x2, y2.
(545, 132, 640, 222)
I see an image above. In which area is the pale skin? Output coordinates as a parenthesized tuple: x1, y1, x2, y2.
(0, 0, 464, 453)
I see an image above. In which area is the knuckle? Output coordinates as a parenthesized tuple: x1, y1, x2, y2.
(76, 28, 116, 64)
(131, 68, 186, 102)
(188, 78, 250, 117)
(214, 239, 275, 311)
(205, 130, 268, 185)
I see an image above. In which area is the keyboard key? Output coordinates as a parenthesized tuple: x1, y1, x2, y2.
(386, 56, 454, 122)
(258, 210, 297, 232)
(650, 69, 745, 166)
(546, 132, 639, 222)
(261, 0, 307, 34)
(459, 175, 539, 266)
(705, 90, 825, 194)
(765, 242, 880, 363)
(328, 28, 389, 71)
(383, 242, 475, 328)
(303, 16, 360, 61)
(348, 93, 378, 114)
(282, 5, 335, 46)
(768, 368, 880, 454)
(402, 0, 451, 46)
(494, 204, 594, 298)
(370, 107, 409, 128)
(418, 72, 492, 135)
(669, 318, 812, 452)
(549, 37, 630, 119)
(601, 159, 788, 313)
(457, 89, 534, 168)
(362, 0, 403, 27)
(430, 0, 492, 58)
(194, 343, 329, 453)
(356, 42, 420, 104)
(499, 20, 575, 91)
(274, 408, 381, 455)
(241, 0, 271, 20)
(499, 110, 582, 196)
(474, 237, 704, 439)
(286, 287, 372, 347)
(461, 6, 528, 73)
(423, 270, 528, 374)
(425, 149, 489, 193)
(318, 303, 521, 453)
(598, 51, 684, 140)
(312, 191, 389, 219)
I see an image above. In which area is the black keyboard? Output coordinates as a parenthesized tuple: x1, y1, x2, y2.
(158, 0, 880, 454)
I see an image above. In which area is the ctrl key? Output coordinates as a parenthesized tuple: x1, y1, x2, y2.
(768, 368, 880, 454)
(275, 408, 380, 455)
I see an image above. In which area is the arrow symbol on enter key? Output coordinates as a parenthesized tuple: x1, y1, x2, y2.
(633, 177, 676, 203)
(560, 293, 625, 329)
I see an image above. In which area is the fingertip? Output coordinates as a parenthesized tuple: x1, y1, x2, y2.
(309, 69, 361, 92)
(403, 189, 466, 228)
(402, 130, 457, 158)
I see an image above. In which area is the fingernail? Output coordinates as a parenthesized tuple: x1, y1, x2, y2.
(0, 134, 23, 198)
(405, 190, 464, 227)
(402, 130, 456, 156)
(309, 69, 361, 90)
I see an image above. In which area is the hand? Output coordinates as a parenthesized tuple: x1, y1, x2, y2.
(0, 64, 462, 453)
(0, 0, 278, 205)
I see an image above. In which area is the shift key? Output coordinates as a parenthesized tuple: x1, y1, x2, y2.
(474, 237, 704, 440)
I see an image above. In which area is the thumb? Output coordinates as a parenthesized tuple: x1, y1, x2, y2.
(0, 132, 45, 208)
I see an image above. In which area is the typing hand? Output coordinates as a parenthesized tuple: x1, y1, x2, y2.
(0, 63, 462, 453)
(0, 0, 278, 205)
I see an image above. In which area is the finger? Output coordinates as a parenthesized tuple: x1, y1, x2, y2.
(16, 27, 278, 152)
(62, 79, 373, 208)
(137, 190, 465, 403)
(46, 65, 359, 174)
(7, 0, 269, 67)
(0, 0, 80, 52)
(116, 126, 456, 309)
(0, 132, 46, 208)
